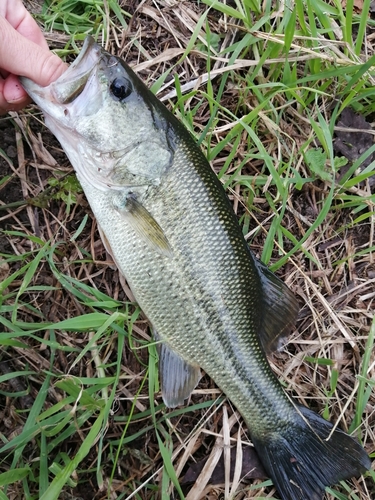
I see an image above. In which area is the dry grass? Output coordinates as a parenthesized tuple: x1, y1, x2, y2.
(0, 1, 374, 499)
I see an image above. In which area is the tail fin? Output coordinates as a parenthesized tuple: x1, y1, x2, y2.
(251, 405, 370, 500)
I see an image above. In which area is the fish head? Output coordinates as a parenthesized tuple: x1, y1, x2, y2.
(21, 36, 174, 192)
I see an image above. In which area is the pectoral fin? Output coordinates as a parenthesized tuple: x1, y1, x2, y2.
(155, 332, 201, 408)
(255, 259, 300, 353)
(115, 194, 172, 257)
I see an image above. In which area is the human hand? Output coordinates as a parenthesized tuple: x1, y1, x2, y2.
(0, 0, 66, 115)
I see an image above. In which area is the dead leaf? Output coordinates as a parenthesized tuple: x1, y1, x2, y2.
(341, 0, 364, 11)
(334, 107, 375, 187)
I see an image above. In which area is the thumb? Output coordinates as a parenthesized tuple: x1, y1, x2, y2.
(0, 17, 66, 88)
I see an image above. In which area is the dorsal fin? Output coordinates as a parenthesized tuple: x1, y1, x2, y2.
(254, 259, 299, 353)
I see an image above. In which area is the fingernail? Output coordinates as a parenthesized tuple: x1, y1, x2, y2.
(5, 82, 27, 104)
(6, 97, 24, 104)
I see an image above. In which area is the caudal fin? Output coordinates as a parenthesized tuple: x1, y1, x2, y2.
(251, 405, 370, 500)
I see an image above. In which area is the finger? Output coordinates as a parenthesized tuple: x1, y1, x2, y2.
(0, 75, 30, 115)
(0, 97, 31, 115)
(1, 0, 49, 50)
(0, 17, 66, 87)
(3, 73, 29, 104)
(0, 69, 9, 79)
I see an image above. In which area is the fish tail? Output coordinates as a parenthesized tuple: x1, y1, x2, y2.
(251, 404, 370, 500)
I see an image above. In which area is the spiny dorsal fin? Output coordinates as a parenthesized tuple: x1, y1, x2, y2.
(114, 194, 172, 257)
(155, 331, 201, 408)
(254, 259, 299, 353)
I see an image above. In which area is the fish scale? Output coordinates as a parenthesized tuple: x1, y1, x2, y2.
(21, 36, 370, 500)
(81, 139, 299, 433)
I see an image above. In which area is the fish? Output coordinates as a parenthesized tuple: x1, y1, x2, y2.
(21, 36, 370, 500)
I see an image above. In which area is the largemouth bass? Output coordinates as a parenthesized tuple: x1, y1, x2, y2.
(21, 37, 370, 500)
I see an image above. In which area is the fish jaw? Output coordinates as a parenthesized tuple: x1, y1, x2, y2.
(20, 37, 109, 190)
(21, 37, 174, 193)
(21, 36, 102, 126)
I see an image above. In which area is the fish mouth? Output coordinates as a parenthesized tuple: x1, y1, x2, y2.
(21, 36, 102, 109)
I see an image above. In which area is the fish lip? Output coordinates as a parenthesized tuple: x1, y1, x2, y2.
(60, 36, 99, 77)
(51, 36, 101, 103)
(21, 36, 102, 106)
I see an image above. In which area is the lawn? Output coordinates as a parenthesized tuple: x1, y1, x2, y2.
(0, 0, 374, 499)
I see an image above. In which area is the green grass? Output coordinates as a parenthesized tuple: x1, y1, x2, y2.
(0, 0, 374, 498)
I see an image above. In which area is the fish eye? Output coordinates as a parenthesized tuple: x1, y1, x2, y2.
(110, 77, 132, 101)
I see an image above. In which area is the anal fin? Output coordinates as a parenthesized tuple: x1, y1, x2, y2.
(155, 331, 201, 408)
